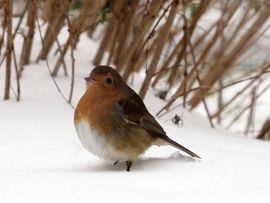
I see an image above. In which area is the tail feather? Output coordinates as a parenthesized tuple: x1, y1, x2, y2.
(166, 138, 201, 159)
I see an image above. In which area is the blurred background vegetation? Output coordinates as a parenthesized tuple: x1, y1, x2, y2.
(1, 0, 270, 139)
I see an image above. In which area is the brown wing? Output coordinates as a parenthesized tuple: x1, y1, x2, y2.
(115, 97, 167, 138)
(113, 96, 201, 159)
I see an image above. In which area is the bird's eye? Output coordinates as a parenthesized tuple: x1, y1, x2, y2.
(106, 77, 112, 84)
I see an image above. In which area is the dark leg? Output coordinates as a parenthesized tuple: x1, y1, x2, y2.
(126, 160, 133, 172)
(113, 160, 119, 165)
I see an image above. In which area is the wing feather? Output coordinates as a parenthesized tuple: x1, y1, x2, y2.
(114, 97, 166, 138)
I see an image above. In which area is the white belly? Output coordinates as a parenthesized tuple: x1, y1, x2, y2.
(75, 120, 127, 162)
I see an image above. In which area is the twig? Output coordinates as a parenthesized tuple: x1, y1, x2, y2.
(36, 15, 75, 109)
(4, 0, 12, 100)
(12, 0, 29, 40)
(12, 42, 21, 101)
(208, 69, 270, 96)
(211, 64, 270, 119)
(139, 0, 178, 99)
(35, 0, 68, 75)
(245, 86, 257, 135)
(157, 103, 184, 118)
(66, 16, 75, 104)
(217, 79, 223, 124)
(0, 51, 7, 68)
(257, 119, 270, 140)
(182, 8, 215, 128)
(226, 82, 270, 129)
(142, 2, 174, 50)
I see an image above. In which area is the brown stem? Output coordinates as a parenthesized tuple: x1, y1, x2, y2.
(139, 0, 179, 99)
(37, 0, 71, 61)
(4, 0, 12, 100)
(66, 16, 75, 104)
(36, 15, 74, 109)
(19, 0, 37, 76)
(120, 0, 163, 80)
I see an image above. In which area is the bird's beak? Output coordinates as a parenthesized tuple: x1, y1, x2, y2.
(84, 76, 97, 83)
(84, 77, 90, 82)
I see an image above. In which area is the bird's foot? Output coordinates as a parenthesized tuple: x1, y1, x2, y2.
(126, 160, 133, 172)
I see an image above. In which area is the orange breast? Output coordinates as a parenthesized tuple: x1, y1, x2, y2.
(74, 83, 123, 135)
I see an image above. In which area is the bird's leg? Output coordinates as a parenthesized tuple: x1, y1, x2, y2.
(126, 160, 133, 172)
(113, 160, 120, 165)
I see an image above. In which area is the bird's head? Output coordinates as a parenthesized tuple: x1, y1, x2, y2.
(85, 65, 125, 96)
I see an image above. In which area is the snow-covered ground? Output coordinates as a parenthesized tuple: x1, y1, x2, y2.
(1, 31, 270, 202)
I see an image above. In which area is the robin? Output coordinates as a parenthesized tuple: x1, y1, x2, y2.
(74, 65, 200, 171)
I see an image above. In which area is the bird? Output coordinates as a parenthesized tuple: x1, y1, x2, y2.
(74, 65, 200, 171)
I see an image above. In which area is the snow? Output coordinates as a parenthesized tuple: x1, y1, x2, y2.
(1, 32, 270, 203)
